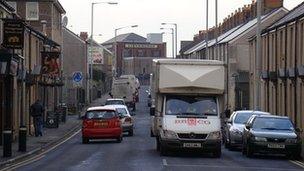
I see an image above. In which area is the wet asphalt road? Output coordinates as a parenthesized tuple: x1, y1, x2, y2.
(17, 86, 304, 171)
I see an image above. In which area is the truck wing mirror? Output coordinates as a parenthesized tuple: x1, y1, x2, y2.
(245, 124, 251, 130)
(150, 107, 155, 116)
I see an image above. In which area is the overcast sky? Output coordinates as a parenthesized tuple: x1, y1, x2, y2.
(60, 0, 304, 57)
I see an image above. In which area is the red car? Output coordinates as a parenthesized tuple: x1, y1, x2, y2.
(82, 106, 123, 144)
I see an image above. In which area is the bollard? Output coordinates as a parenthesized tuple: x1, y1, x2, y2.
(18, 126, 27, 152)
(3, 130, 12, 157)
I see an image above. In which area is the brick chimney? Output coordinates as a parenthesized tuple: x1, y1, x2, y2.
(80, 32, 88, 41)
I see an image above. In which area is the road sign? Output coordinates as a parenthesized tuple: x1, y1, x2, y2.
(73, 71, 83, 87)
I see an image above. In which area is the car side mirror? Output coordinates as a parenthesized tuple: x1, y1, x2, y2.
(245, 124, 251, 130)
(150, 107, 155, 116)
(295, 128, 303, 133)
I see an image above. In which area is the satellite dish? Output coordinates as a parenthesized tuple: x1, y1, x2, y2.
(62, 16, 68, 27)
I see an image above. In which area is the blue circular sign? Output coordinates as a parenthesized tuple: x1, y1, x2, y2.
(73, 72, 83, 82)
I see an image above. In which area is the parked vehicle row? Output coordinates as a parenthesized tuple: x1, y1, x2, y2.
(82, 98, 135, 144)
(223, 110, 302, 159)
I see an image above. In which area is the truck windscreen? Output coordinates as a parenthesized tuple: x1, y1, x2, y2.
(165, 96, 218, 116)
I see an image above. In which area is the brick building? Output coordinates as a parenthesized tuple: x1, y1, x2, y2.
(102, 33, 166, 77)
(249, 2, 304, 131)
(179, 0, 286, 111)
(6, 0, 66, 113)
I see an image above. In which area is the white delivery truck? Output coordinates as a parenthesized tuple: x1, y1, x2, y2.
(111, 78, 136, 111)
(120, 75, 140, 102)
(150, 59, 225, 157)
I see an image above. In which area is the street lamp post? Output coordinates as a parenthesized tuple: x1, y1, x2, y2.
(90, 1, 118, 103)
(114, 25, 138, 77)
(161, 28, 174, 58)
(161, 23, 177, 58)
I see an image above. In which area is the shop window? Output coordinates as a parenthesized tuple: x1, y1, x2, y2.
(123, 49, 131, 58)
(138, 50, 145, 57)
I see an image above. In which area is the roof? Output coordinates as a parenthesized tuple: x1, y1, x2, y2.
(184, 8, 287, 55)
(266, 1, 304, 31)
(63, 27, 86, 44)
(255, 115, 289, 119)
(235, 110, 270, 115)
(0, 0, 15, 12)
(54, 0, 66, 14)
(153, 59, 224, 65)
(87, 106, 116, 111)
(103, 33, 147, 44)
(88, 38, 113, 55)
(106, 99, 125, 101)
(105, 105, 128, 109)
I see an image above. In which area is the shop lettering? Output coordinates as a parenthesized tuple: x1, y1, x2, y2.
(175, 119, 211, 125)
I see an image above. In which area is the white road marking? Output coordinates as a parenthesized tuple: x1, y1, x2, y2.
(0, 129, 81, 171)
(162, 159, 168, 166)
(163, 163, 302, 171)
(290, 160, 304, 169)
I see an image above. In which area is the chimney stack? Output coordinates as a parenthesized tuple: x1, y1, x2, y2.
(80, 32, 88, 41)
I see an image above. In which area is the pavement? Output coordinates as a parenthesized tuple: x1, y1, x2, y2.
(0, 93, 110, 168)
(3, 86, 302, 171)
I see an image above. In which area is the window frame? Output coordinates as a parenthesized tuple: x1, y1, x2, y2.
(26, 2, 39, 21)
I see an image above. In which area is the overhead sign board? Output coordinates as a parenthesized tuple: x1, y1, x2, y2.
(2, 19, 25, 49)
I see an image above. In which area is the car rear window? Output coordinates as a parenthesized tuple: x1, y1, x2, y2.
(234, 112, 254, 124)
(86, 110, 117, 119)
(105, 100, 124, 105)
(116, 108, 128, 116)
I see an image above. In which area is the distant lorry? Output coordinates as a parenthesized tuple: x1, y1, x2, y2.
(111, 78, 136, 111)
(150, 59, 225, 157)
(120, 75, 140, 102)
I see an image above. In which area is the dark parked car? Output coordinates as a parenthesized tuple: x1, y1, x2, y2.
(242, 115, 302, 159)
(223, 110, 270, 149)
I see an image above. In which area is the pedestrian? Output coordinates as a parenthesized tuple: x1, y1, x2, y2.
(30, 99, 45, 137)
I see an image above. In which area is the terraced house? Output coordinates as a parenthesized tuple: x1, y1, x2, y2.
(249, 2, 304, 131)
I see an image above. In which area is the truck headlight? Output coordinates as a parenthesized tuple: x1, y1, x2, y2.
(207, 131, 221, 140)
(254, 137, 267, 142)
(161, 130, 178, 139)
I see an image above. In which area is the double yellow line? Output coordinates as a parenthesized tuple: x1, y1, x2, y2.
(0, 129, 81, 171)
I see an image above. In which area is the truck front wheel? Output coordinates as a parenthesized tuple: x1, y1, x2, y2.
(213, 146, 221, 158)
(160, 144, 169, 156)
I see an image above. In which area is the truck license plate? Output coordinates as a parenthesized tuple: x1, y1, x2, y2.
(183, 143, 202, 148)
(267, 144, 285, 149)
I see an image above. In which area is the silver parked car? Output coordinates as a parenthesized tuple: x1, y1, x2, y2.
(223, 110, 270, 149)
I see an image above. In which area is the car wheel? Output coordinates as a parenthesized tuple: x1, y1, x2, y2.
(213, 147, 222, 158)
(246, 144, 253, 158)
(117, 136, 123, 143)
(82, 137, 89, 144)
(129, 130, 134, 136)
(242, 144, 246, 155)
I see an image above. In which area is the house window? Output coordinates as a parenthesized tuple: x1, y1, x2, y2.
(123, 49, 131, 58)
(26, 2, 39, 21)
(7, 2, 17, 12)
(138, 50, 145, 57)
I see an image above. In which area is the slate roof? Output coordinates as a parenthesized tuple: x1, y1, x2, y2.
(266, 1, 304, 31)
(103, 33, 147, 44)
